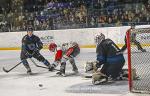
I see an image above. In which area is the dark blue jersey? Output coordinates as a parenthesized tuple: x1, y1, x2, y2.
(21, 35, 43, 53)
(96, 39, 125, 65)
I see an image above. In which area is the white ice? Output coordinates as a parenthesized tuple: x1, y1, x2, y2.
(0, 48, 148, 96)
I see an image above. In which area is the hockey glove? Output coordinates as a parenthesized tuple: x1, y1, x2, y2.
(49, 64, 56, 71)
(32, 48, 40, 55)
(25, 52, 33, 58)
(95, 61, 101, 69)
(34, 48, 39, 52)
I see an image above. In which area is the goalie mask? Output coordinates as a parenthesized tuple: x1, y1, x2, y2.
(94, 33, 105, 45)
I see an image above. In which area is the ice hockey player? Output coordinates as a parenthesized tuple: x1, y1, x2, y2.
(92, 33, 125, 85)
(120, 24, 146, 52)
(20, 27, 51, 74)
(48, 42, 80, 76)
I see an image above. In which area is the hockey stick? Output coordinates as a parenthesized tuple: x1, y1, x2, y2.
(3, 61, 23, 73)
(29, 58, 60, 71)
(29, 58, 49, 69)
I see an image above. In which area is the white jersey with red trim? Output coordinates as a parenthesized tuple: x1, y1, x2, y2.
(54, 42, 80, 61)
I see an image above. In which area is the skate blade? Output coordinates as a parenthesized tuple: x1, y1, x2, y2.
(56, 74, 66, 77)
(56, 72, 66, 77)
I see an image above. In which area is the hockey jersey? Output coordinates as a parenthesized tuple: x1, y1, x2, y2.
(96, 39, 125, 64)
(54, 43, 80, 61)
(22, 35, 43, 53)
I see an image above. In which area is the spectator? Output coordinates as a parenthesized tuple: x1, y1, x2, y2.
(0, 0, 149, 32)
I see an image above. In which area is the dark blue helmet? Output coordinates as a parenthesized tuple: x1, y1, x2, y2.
(27, 27, 33, 32)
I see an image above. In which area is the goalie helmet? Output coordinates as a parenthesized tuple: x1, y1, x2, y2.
(94, 33, 105, 45)
(49, 43, 57, 52)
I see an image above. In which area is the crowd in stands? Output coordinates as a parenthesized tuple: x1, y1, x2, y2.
(0, 0, 149, 32)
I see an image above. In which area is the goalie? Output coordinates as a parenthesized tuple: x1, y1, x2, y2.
(92, 33, 125, 85)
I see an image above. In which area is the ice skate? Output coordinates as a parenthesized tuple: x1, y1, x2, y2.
(56, 71, 66, 77)
(48, 64, 55, 71)
(92, 77, 108, 85)
(27, 68, 32, 75)
(72, 68, 79, 74)
(141, 49, 146, 52)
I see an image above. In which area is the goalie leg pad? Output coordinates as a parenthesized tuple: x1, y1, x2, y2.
(119, 68, 138, 80)
(92, 72, 108, 85)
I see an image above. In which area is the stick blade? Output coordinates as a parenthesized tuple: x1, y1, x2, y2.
(84, 75, 92, 78)
(3, 67, 9, 73)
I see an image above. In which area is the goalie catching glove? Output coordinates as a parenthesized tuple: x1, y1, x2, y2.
(84, 61, 100, 72)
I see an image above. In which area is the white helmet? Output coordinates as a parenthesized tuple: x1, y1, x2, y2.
(69, 41, 78, 47)
(94, 33, 105, 45)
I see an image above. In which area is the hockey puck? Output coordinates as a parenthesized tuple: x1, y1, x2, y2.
(39, 84, 43, 87)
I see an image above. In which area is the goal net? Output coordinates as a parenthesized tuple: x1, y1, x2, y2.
(126, 28, 150, 94)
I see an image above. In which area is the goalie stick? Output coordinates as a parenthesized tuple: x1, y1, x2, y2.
(3, 61, 23, 73)
(29, 58, 60, 71)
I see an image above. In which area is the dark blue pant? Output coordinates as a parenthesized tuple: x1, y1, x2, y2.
(101, 62, 125, 79)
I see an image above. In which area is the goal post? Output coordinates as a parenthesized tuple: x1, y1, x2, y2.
(126, 27, 150, 94)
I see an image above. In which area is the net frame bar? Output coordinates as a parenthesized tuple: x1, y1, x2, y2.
(126, 30, 132, 92)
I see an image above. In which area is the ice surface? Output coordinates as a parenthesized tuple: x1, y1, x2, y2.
(0, 49, 149, 96)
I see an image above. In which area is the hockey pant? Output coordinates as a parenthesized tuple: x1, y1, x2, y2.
(100, 62, 124, 79)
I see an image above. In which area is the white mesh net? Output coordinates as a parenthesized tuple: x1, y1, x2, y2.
(128, 28, 150, 93)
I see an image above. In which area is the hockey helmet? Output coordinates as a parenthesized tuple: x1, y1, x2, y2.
(94, 33, 105, 45)
(27, 27, 34, 32)
(70, 41, 78, 47)
(49, 43, 57, 52)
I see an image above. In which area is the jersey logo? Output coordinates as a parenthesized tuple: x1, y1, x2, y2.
(27, 44, 36, 50)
